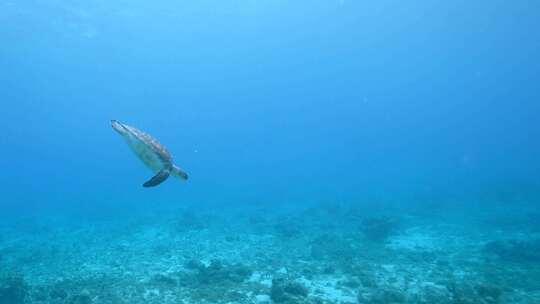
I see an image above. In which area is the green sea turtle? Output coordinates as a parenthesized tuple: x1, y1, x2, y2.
(111, 120, 188, 187)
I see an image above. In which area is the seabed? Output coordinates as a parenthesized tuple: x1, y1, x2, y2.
(1, 199, 539, 304)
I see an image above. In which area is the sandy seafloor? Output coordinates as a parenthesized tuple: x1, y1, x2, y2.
(1, 198, 539, 304)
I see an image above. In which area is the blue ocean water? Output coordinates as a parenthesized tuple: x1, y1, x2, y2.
(1, 1, 540, 303)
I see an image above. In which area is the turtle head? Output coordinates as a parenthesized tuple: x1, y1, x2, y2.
(111, 120, 128, 136)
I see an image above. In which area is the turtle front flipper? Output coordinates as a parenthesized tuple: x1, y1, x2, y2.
(143, 170, 170, 187)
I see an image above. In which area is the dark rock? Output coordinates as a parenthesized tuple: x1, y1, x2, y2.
(284, 282, 308, 297)
(270, 278, 308, 303)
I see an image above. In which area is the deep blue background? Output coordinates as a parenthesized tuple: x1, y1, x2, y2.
(1, 0, 539, 215)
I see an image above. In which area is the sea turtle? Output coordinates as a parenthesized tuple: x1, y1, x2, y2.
(111, 120, 188, 187)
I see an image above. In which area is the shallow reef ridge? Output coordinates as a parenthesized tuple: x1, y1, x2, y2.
(1, 201, 540, 304)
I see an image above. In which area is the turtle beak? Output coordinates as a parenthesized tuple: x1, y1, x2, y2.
(111, 120, 127, 135)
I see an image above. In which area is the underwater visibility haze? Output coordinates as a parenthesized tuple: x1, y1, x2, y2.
(1, 0, 540, 303)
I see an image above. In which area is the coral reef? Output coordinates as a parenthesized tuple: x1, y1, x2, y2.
(1, 202, 539, 304)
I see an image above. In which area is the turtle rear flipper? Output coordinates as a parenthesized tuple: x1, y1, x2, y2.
(172, 164, 189, 180)
(143, 170, 170, 187)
